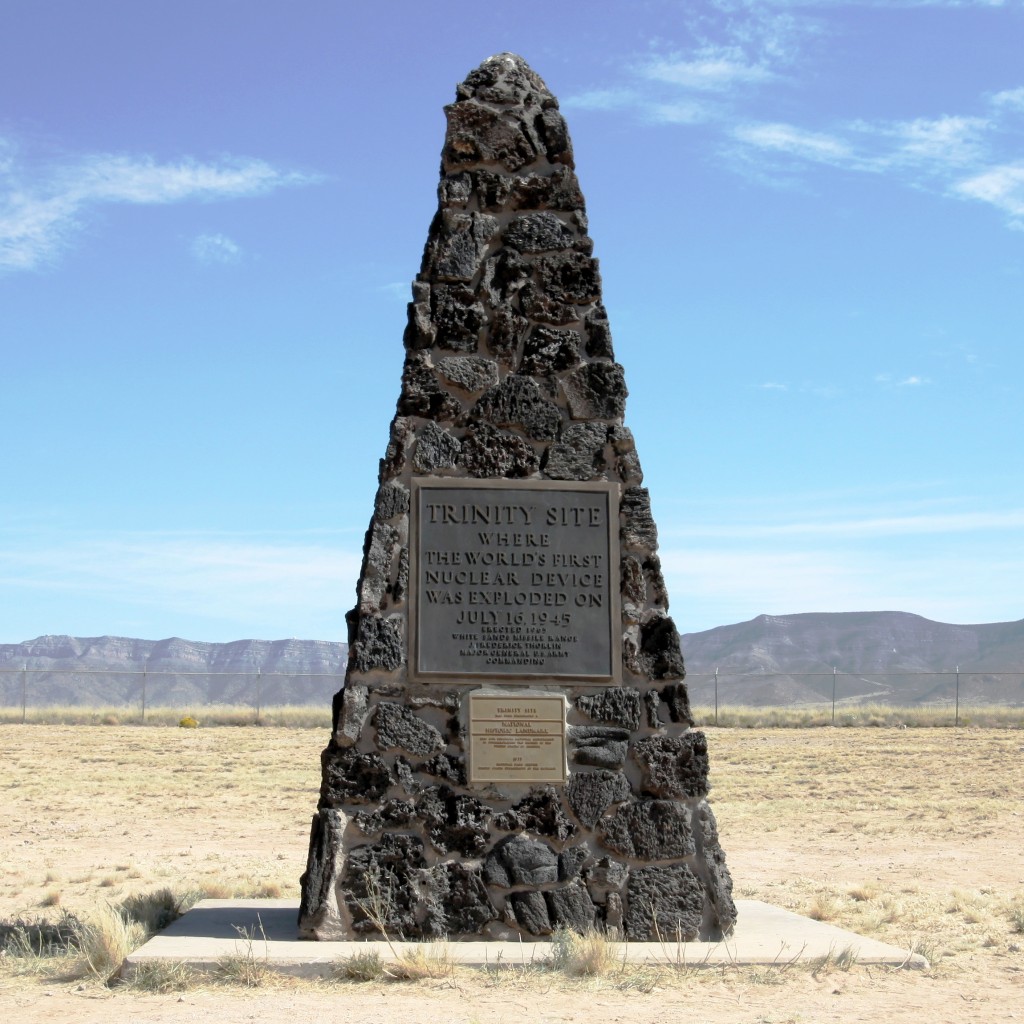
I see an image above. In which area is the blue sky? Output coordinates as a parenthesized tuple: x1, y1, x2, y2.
(2, 0, 1022, 643)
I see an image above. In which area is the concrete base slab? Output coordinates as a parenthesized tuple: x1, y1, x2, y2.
(122, 899, 926, 977)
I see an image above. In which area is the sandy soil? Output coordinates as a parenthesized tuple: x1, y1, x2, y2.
(2, 725, 1023, 1023)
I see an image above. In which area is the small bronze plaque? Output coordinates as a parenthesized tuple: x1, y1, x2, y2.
(410, 478, 620, 682)
(468, 692, 566, 784)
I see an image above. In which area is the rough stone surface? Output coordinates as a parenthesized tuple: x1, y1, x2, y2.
(494, 786, 577, 841)
(436, 355, 499, 393)
(510, 890, 551, 935)
(416, 786, 492, 856)
(321, 744, 393, 805)
(561, 363, 628, 420)
(576, 687, 642, 731)
(374, 481, 410, 521)
(568, 726, 629, 769)
(633, 733, 710, 799)
(422, 863, 497, 937)
(459, 423, 539, 478)
(545, 422, 607, 480)
(472, 376, 561, 440)
(413, 420, 462, 472)
(417, 751, 467, 785)
(301, 51, 733, 945)
(625, 864, 706, 941)
(344, 833, 426, 938)
(335, 684, 369, 746)
(373, 702, 445, 756)
(546, 880, 597, 932)
(620, 487, 658, 549)
(483, 835, 559, 887)
(660, 682, 694, 725)
(297, 808, 346, 938)
(350, 615, 403, 673)
(566, 768, 632, 828)
(599, 800, 695, 861)
(558, 843, 590, 882)
(698, 802, 737, 931)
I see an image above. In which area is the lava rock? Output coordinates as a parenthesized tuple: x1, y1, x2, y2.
(459, 423, 539, 478)
(350, 615, 403, 673)
(568, 726, 630, 769)
(535, 252, 601, 305)
(297, 808, 347, 939)
(413, 421, 462, 472)
(546, 880, 596, 932)
(660, 682, 694, 726)
(436, 355, 499, 393)
(483, 835, 559, 887)
(373, 702, 445, 756)
(473, 375, 562, 440)
(416, 786, 492, 856)
(353, 798, 417, 835)
(520, 325, 581, 377)
(544, 422, 607, 480)
(504, 212, 575, 253)
(566, 768, 632, 829)
(344, 834, 426, 938)
(510, 890, 551, 935)
(698, 802, 737, 934)
(620, 488, 658, 549)
(374, 481, 410, 521)
(417, 751, 467, 786)
(599, 799, 695, 861)
(625, 864, 705, 941)
(561, 362, 628, 420)
(575, 687, 641, 731)
(432, 284, 485, 352)
(443, 100, 537, 172)
(494, 786, 577, 841)
(557, 843, 591, 882)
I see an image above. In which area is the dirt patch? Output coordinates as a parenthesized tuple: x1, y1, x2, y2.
(2, 725, 1023, 1022)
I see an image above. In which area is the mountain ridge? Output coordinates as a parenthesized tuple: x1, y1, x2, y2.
(2, 611, 1021, 708)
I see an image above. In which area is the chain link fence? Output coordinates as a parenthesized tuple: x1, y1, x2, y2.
(1, 667, 1023, 726)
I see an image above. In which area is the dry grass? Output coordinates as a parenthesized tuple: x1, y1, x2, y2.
(691, 702, 1024, 728)
(546, 928, 622, 976)
(2, 723, 1023, 1016)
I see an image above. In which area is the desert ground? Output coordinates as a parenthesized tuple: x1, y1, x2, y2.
(2, 723, 1022, 1023)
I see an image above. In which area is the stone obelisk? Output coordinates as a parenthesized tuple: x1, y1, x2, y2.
(298, 53, 735, 941)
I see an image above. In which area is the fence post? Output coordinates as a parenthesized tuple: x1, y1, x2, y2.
(832, 666, 837, 724)
(22, 662, 27, 724)
(141, 667, 147, 724)
(955, 665, 960, 727)
(255, 667, 262, 725)
(714, 667, 719, 726)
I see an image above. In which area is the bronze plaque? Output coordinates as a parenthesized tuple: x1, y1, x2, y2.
(410, 479, 620, 682)
(468, 692, 566, 784)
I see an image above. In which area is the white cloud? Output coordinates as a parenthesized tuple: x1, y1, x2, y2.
(991, 86, 1024, 110)
(191, 232, 243, 265)
(732, 122, 860, 166)
(562, 87, 640, 111)
(643, 49, 775, 91)
(0, 142, 318, 271)
(955, 162, 1024, 217)
(757, 381, 788, 390)
(886, 115, 988, 167)
(647, 100, 713, 125)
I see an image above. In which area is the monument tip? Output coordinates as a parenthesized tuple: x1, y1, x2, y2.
(456, 52, 554, 106)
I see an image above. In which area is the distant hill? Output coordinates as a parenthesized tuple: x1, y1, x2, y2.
(0, 635, 348, 708)
(2, 611, 1022, 709)
(680, 611, 1024, 707)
